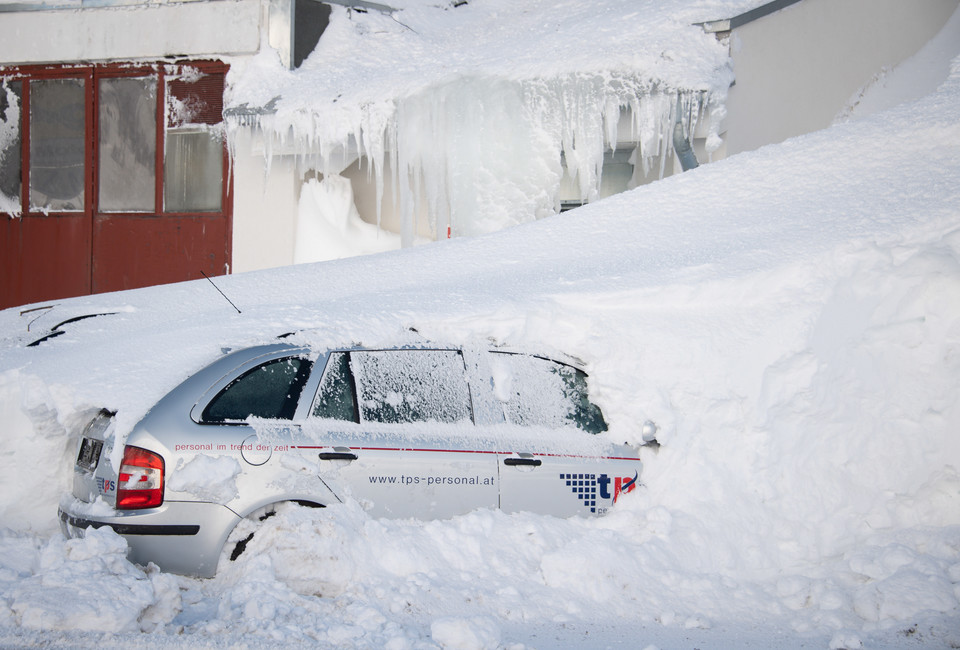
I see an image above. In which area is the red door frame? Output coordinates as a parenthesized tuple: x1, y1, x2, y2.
(1, 65, 94, 309)
(1, 60, 232, 310)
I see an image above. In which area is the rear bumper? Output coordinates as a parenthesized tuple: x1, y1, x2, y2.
(59, 510, 201, 537)
(58, 495, 241, 578)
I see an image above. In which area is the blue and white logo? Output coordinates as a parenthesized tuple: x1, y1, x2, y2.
(559, 471, 638, 513)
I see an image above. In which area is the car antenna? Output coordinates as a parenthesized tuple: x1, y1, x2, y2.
(201, 271, 242, 314)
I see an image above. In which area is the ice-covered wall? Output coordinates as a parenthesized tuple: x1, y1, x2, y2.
(230, 73, 726, 245)
(225, 0, 736, 249)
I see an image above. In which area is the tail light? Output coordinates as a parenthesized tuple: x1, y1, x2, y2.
(116, 446, 164, 510)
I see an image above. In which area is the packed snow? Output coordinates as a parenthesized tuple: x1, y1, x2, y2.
(295, 175, 404, 262)
(2, 2, 960, 648)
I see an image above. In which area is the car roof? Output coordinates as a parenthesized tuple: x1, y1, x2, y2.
(217, 335, 588, 371)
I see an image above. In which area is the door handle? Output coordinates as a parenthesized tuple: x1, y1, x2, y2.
(318, 451, 358, 461)
(503, 457, 542, 467)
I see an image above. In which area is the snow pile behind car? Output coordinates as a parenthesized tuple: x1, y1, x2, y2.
(1, 40, 960, 650)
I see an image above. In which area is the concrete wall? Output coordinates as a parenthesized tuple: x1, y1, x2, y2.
(341, 157, 436, 240)
(230, 129, 302, 273)
(722, 0, 959, 155)
(0, 0, 262, 65)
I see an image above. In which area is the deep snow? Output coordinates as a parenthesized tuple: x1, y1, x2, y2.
(2, 2, 960, 649)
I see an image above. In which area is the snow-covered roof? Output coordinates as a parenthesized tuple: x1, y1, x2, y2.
(1, 0, 774, 237)
(226, 0, 774, 240)
(699, 0, 801, 32)
(228, 0, 757, 121)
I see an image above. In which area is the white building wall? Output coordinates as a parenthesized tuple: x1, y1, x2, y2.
(0, 0, 262, 64)
(722, 0, 959, 155)
(230, 128, 302, 274)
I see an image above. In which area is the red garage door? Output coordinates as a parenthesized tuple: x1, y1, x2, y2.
(0, 61, 232, 310)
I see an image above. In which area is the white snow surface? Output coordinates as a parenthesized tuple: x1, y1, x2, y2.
(295, 175, 403, 263)
(2, 7, 960, 650)
(166, 455, 243, 504)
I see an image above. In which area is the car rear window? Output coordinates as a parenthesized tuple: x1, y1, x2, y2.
(202, 356, 313, 422)
(488, 352, 607, 433)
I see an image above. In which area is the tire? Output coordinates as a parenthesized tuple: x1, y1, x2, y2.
(216, 501, 323, 574)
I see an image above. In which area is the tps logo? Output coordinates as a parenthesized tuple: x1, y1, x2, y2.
(559, 471, 638, 513)
(96, 476, 116, 493)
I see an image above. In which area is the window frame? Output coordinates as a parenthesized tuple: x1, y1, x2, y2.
(310, 351, 361, 423)
(95, 70, 159, 214)
(0, 60, 230, 219)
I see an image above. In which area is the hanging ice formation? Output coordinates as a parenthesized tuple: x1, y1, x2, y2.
(229, 72, 726, 246)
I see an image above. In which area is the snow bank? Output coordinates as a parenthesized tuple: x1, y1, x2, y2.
(294, 175, 402, 263)
(0, 371, 91, 532)
(0, 527, 180, 634)
(1, 11, 959, 648)
(167, 455, 243, 503)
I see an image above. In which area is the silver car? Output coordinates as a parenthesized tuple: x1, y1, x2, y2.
(59, 341, 642, 577)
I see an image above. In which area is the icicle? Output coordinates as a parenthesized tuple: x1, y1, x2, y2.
(241, 69, 727, 245)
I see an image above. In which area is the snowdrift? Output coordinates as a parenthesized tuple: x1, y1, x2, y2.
(1, 37, 959, 650)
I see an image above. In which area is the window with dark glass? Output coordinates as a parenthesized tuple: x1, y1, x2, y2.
(29, 78, 86, 212)
(489, 352, 608, 433)
(202, 357, 314, 422)
(0, 80, 22, 211)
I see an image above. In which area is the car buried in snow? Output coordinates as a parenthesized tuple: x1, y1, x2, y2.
(59, 340, 644, 577)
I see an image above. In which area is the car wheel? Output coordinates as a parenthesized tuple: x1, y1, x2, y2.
(217, 504, 278, 572)
(216, 501, 323, 574)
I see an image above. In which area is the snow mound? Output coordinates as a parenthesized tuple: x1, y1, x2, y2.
(1, 8, 959, 647)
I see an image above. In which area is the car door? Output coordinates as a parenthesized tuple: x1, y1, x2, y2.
(301, 348, 499, 519)
(488, 352, 642, 517)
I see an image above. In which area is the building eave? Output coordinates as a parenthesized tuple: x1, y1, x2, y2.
(699, 0, 803, 33)
(0, 0, 396, 13)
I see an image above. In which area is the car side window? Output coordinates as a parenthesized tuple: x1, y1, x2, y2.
(488, 352, 608, 433)
(202, 356, 313, 423)
(351, 349, 473, 424)
(311, 352, 359, 422)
